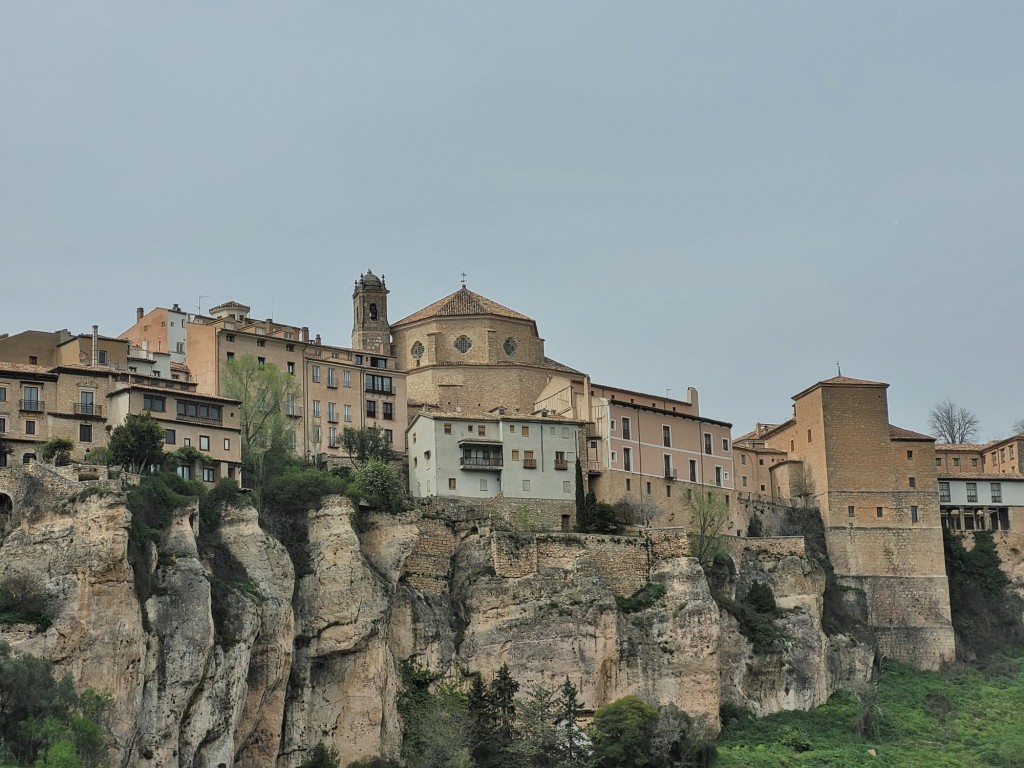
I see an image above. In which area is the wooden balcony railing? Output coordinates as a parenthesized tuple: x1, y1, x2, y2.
(523, 459, 537, 469)
(461, 456, 503, 469)
(554, 459, 569, 470)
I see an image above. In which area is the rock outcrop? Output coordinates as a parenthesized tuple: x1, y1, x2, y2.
(0, 468, 876, 766)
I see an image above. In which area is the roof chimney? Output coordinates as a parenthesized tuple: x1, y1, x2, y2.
(91, 325, 99, 366)
(301, 327, 309, 343)
(315, 334, 321, 346)
(136, 307, 144, 321)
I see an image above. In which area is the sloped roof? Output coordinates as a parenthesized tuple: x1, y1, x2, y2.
(888, 425, 935, 442)
(393, 286, 533, 326)
(793, 375, 888, 400)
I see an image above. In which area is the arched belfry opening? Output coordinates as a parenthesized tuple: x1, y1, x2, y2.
(352, 270, 391, 355)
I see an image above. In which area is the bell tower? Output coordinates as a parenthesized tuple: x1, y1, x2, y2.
(352, 269, 390, 355)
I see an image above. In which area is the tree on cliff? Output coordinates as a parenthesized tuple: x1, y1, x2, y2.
(221, 355, 298, 491)
(688, 489, 730, 567)
(588, 696, 659, 768)
(108, 413, 165, 473)
(928, 400, 979, 444)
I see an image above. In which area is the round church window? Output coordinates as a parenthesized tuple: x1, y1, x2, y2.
(454, 335, 472, 354)
(503, 337, 517, 356)
(411, 341, 424, 359)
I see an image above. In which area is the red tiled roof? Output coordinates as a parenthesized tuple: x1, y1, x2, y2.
(889, 425, 935, 441)
(793, 375, 888, 400)
(0, 362, 55, 376)
(393, 286, 533, 326)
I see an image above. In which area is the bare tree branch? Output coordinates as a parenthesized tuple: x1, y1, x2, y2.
(928, 400, 979, 444)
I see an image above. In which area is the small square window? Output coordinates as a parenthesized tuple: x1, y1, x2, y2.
(25, 420, 36, 435)
(848, 505, 855, 517)
(563, 481, 571, 493)
(203, 467, 215, 483)
(79, 424, 92, 442)
(449, 478, 457, 490)
(199, 436, 210, 451)
(165, 429, 176, 445)
(522, 426, 530, 437)
(909, 477, 916, 488)
(906, 450, 914, 460)
(224, 438, 230, 450)
(480, 479, 488, 491)
(953, 457, 960, 467)
(522, 479, 531, 492)
(876, 507, 883, 518)
(511, 449, 520, 461)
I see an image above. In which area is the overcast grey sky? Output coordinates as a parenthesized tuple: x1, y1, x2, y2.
(2, 3, 1022, 438)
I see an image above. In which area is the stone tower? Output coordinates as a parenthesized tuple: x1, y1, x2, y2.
(351, 270, 390, 355)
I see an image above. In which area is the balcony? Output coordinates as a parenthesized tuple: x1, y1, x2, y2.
(587, 461, 602, 475)
(176, 413, 223, 427)
(523, 459, 537, 469)
(461, 456, 503, 470)
(665, 469, 678, 480)
(19, 400, 44, 412)
(554, 459, 569, 471)
(327, 377, 339, 389)
(328, 415, 339, 424)
(74, 403, 103, 417)
(365, 385, 394, 395)
(459, 436, 501, 447)
(286, 406, 303, 418)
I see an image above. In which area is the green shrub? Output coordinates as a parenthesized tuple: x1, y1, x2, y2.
(746, 514, 764, 538)
(0, 572, 52, 630)
(745, 581, 776, 614)
(615, 582, 667, 613)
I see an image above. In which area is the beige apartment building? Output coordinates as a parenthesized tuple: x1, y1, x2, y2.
(747, 375, 955, 668)
(585, 384, 735, 528)
(121, 279, 408, 461)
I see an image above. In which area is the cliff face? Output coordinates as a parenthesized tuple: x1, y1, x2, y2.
(0, 469, 874, 767)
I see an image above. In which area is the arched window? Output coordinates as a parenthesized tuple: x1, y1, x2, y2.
(369, 303, 378, 320)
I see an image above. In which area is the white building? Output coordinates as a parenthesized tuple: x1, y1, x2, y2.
(939, 473, 1023, 532)
(407, 410, 584, 501)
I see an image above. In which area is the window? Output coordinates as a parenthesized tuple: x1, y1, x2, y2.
(98, 350, 107, 365)
(704, 433, 712, 454)
(312, 366, 321, 383)
(663, 425, 671, 447)
(455, 335, 472, 353)
(646, 482, 652, 494)
(224, 438, 230, 450)
(199, 436, 210, 451)
(564, 481, 572, 493)
(689, 459, 697, 482)
(328, 402, 337, 422)
(28, 356, 37, 365)
(1001, 448, 1006, 462)
(226, 334, 235, 342)
(165, 429, 176, 445)
(523, 479, 531, 492)
(371, 356, 387, 369)
(611, 450, 617, 462)
(562, 427, 571, 439)
(742, 476, 748, 487)
(759, 458, 764, 466)
(909, 477, 916, 488)
(911, 506, 919, 523)
(354, 355, 363, 365)
(876, 507, 883, 518)
(966, 482, 978, 503)
(384, 429, 393, 443)
(0, 386, 5, 402)
(740, 454, 747, 465)
(953, 457, 960, 467)
(509, 424, 516, 433)
(0, 417, 5, 433)
(664, 455, 673, 478)
(203, 467, 215, 483)
(327, 368, 338, 388)
(257, 357, 266, 368)
(939, 481, 950, 502)
(369, 303, 378, 320)
(343, 370, 351, 388)
(610, 419, 616, 431)
(286, 343, 295, 351)
(991, 483, 1002, 503)
(1011, 446, 1016, 459)
(184, 438, 191, 446)
(366, 374, 393, 393)
(522, 426, 530, 437)
(477, 424, 486, 436)
(226, 351, 235, 360)
(625, 478, 631, 491)
(79, 424, 92, 442)
(807, 429, 812, 443)
(256, 339, 266, 347)
(623, 447, 632, 471)
(723, 438, 730, 451)
(480, 479, 488, 491)
(444, 423, 452, 435)
(715, 466, 723, 486)
(328, 427, 337, 447)
(344, 404, 352, 422)
(907, 450, 914, 460)
(143, 395, 166, 412)
(935, 457, 941, 466)
(177, 465, 191, 480)
(411, 341, 424, 360)
(366, 400, 377, 418)
(621, 417, 631, 440)
(511, 449, 520, 461)
(287, 362, 295, 375)
(848, 505, 855, 517)
(312, 400, 321, 417)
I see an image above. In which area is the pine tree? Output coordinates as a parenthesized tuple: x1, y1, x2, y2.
(574, 458, 588, 531)
(556, 677, 588, 765)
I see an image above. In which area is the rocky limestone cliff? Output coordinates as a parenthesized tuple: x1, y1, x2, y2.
(0, 468, 874, 766)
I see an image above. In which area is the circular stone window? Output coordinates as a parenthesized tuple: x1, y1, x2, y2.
(454, 335, 472, 354)
(503, 337, 517, 356)
(411, 341, 424, 360)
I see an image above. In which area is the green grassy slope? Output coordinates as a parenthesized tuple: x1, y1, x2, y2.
(716, 656, 1024, 768)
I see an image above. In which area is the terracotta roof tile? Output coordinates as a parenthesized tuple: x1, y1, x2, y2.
(0, 362, 55, 376)
(939, 472, 1024, 481)
(888, 425, 935, 441)
(393, 286, 533, 326)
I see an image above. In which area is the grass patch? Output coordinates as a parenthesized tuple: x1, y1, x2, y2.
(717, 655, 1024, 767)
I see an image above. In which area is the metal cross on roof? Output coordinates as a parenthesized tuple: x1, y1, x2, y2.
(460, 271, 467, 287)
